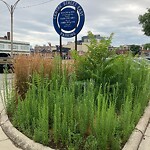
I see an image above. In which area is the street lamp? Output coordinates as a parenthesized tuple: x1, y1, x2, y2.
(0, 0, 21, 57)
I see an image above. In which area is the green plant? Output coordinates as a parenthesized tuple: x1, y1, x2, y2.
(84, 135, 98, 150)
(93, 86, 119, 150)
(5, 33, 150, 150)
(139, 8, 150, 36)
(72, 31, 115, 81)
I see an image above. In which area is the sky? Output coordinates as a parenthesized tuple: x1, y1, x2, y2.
(0, 0, 150, 47)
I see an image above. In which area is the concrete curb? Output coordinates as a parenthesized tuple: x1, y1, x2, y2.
(122, 101, 150, 150)
(0, 109, 54, 150)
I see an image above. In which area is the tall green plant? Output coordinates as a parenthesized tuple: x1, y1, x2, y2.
(93, 86, 119, 150)
(72, 31, 115, 81)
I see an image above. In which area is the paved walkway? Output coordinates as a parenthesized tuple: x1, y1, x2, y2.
(138, 122, 150, 150)
(0, 73, 21, 150)
(0, 97, 21, 150)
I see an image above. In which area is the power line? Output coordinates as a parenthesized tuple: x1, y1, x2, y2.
(0, 0, 55, 13)
(17, 0, 55, 9)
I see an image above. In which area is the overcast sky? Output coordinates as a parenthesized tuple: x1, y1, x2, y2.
(0, 0, 150, 47)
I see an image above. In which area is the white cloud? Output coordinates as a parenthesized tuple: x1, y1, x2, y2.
(0, 0, 149, 47)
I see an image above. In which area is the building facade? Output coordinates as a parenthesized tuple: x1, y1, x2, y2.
(0, 39, 30, 55)
(64, 34, 104, 53)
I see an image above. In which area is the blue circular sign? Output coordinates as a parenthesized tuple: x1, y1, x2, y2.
(58, 8, 78, 31)
(53, 1, 85, 38)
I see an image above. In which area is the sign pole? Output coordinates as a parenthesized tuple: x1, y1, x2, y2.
(75, 7, 77, 51)
(60, 35, 62, 58)
(75, 34, 77, 51)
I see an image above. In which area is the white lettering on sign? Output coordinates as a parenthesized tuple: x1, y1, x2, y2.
(77, 6, 84, 16)
(63, 1, 77, 7)
(53, 4, 63, 19)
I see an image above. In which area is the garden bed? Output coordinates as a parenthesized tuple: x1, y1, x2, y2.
(4, 33, 150, 150)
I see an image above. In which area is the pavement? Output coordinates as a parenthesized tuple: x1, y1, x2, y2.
(0, 73, 21, 150)
(138, 122, 150, 150)
(0, 73, 150, 150)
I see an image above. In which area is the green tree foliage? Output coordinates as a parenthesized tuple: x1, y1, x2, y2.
(129, 45, 141, 55)
(72, 31, 115, 80)
(143, 43, 150, 50)
(139, 8, 150, 36)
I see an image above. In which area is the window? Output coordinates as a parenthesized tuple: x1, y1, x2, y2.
(8, 45, 11, 49)
(0, 44, 4, 49)
(21, 45, 29, 50)
(13, 45, 18, 49)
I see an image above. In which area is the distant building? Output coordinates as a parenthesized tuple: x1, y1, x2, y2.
(64, 34, 104, 53)
(0, 32, 30, 55)
(64, 41, 89, 53)
(34, 45, 52, 53)
(82, 34, 103, 42)
(33, 44, 53, 57)
(33, 43, 71, 59)
(141, 50, 150, 58)
(0, 39, 30, 55)
(116, 45, 150, 56)
(0, 32, 10, 40)
(116, 49, 129, 55)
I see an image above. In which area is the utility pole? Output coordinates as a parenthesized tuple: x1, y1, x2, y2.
(0, 0, 21, 57)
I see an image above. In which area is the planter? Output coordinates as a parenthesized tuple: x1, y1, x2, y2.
(1, 89, 150, 150)
(0, 108, 54, 150)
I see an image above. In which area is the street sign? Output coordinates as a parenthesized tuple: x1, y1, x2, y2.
(53, 0, 85, 38)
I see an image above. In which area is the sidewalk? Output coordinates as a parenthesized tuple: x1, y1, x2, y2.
(0, 97, 21, 150)
(0, 73, 21, 149)
(138, 122, 150, 150)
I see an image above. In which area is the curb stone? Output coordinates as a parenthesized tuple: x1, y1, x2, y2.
(0, 109, 54, 150)
(122, 101, 150, 150)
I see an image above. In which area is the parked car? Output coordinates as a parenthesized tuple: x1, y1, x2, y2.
(0, 53, 13, 72)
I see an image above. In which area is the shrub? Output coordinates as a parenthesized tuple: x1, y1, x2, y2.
(72, 31, 115, 81)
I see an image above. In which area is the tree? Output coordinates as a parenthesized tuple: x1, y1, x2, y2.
(130, 45, 141, 56)
(138, 8, 150, 36)
(143, 43, 150, 50)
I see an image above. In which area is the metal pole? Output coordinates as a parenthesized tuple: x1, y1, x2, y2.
(11, 5, 13, 57)
(75, 34, 77, 51)
(0, 0, 21, 57)
(60, 35, 62, 58)
(75, 7, 77, 51)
